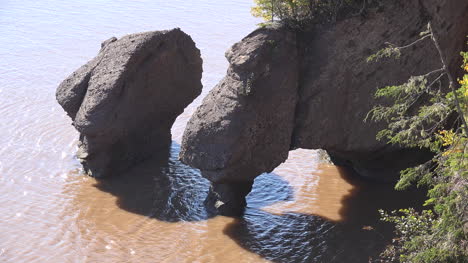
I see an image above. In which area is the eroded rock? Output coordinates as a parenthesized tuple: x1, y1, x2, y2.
(181, 26, 298, 183)
(57, 29, 202, 177)
(180, 28, 298, 217)
(204, 181, 254, 217)
(180, 26, 298, 215)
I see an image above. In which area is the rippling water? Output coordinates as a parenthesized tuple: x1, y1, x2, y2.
(0, 1, 425, 262)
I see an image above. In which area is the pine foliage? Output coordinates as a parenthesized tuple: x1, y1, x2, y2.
(367, 23, 468, 262)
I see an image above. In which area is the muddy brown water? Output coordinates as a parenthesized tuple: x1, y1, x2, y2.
(0, 0, 425, 262)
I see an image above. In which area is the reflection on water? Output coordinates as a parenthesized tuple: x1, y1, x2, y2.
(0, 0, 426, 262)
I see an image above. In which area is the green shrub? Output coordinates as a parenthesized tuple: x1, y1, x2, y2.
(251, 0, 369, 27)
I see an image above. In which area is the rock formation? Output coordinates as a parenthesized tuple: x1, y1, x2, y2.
(57, 29, 202, 177)
(180, 0, 468, 215)
(181, 26, 298, 215)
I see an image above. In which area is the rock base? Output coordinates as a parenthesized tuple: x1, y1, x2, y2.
(204, 181, 254, 217)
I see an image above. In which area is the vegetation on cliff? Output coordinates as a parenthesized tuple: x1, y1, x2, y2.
(251, 0, 376, 26)
(367, 24, 467, 262)
(251, 0, 311, 22)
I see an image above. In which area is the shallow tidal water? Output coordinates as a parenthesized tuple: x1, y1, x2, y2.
(0, 1, 425, 262)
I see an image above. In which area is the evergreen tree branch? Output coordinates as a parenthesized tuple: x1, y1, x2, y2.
(428, 22, 468, 136)
(385, 33, 432, 51)
(404, 72, 446, 114)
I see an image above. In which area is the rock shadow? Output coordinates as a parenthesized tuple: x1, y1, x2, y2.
(93, 142, 294, 222)
(224, 166, 426, 263)
(336, 166, 426, 225)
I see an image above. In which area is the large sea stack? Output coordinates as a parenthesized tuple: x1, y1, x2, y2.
(57, 29, 202, 178)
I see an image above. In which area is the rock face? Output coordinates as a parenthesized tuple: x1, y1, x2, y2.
(180, 0, 468, 214)
(292, 0, 452, 180)
(57, 29, 202, 177)
(181, 26, 298, 183)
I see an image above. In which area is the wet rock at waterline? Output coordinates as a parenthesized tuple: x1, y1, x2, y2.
(205, 181, 254, 217)
(56, 29, 202, 177)
(180, 0, 468, 214)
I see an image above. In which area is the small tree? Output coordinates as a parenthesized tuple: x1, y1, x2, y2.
(251, 0, 376, 26)
(251, 0, 311, 22)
